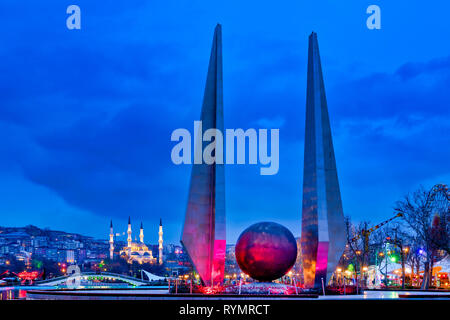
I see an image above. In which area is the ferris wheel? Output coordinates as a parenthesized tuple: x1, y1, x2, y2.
(426, 184, 450, 216)
(426, 184, 449, 242)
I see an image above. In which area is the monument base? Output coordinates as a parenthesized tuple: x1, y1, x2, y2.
(223, 282, 302, 295)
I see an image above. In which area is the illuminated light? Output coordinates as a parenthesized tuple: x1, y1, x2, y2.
(337, 268, 342, 273)
(17, 271, 40, 281)
(199, 285, 223, 295)
(390, 257, 396, 263)
(362, 266, 368, 271)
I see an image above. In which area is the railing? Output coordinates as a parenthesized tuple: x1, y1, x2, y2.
(35, 271, 150, 286)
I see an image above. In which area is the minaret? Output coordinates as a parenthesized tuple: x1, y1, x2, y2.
(158, 218, 163, 265)
(139, 222, 144, 243)
(127, 216, 132, 248)
(109, 220, 114, 260)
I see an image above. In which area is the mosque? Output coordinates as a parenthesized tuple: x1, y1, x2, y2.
(109, 217, 163, 265)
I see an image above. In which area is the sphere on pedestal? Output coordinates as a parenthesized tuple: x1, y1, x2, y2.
(235, 222, 297, 282)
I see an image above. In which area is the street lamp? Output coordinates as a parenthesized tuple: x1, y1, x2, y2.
(362, 266, 368, 288)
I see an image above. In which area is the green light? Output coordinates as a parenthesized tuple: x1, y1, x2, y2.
(390, 257, 396, 262)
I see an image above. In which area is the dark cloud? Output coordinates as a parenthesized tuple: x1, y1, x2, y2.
(0, 1, 449, 241)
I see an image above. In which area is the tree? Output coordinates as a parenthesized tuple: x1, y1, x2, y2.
(395, 186, 449, 289)
(381, 224, 411, 289)
(344, 217, 376, 289)
(404, 234, 424, 288)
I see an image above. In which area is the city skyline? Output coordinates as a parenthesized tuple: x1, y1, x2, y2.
(0, 2, 449, 244)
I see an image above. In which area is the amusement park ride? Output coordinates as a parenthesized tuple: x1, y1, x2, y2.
(0, 270, 43, 285)
(348, 212, 403, 252)
(348, 183, 449, 252)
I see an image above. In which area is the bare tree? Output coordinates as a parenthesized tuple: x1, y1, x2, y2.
(404, 234, 424, 288)
(382, 223, 411, 289)
(345, 217, 380, 289)
(395, 186, 449, 289)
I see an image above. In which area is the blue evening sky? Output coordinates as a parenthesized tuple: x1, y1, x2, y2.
(0, 1, 449, 244)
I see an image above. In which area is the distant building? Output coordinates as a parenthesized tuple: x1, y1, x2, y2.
(66, 250, 75, 264)
(116, 217, 156, 264)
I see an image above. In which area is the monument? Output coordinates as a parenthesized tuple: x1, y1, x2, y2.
(181, 24, 226, 287)
(300, 32, 347, 289)
(235, 222, 297, 282)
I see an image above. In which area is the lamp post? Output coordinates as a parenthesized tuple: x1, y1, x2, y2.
(345, 270, 351, 295)
(401, 246, 409, 288)
(377, 251, 384, 288)
(362, 266, 368, 288)
(355, 250, 361, 293)
(337, 268, 342, 287)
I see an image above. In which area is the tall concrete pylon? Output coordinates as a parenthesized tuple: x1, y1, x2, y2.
(181, 24, 226, 287)
(300, 32, 347, 289)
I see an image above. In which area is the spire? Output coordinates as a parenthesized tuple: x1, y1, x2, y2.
(139, 222, 144, 243)
(300, 32, 346, 289)
(181, 24, 226, 287)
(159, 218, 163, 265)
(127, 216, 132, 248)
(109, 220, 114, 260)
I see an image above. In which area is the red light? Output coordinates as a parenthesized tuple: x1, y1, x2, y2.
(199, 285, 224, 295)
(16, 271, 39, 280)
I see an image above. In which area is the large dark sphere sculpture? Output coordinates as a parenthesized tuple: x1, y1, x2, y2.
(235, 222, 297, 282)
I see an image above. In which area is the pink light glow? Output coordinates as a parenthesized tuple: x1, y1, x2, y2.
(212, 239, 226, 285)
(316, 241, 329, 277)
